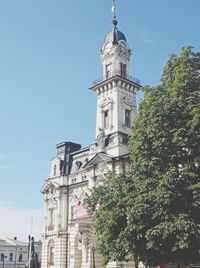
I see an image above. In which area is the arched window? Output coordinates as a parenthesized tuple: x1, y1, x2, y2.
(53, 164, 57, 176)
(48, 240, 54, 265)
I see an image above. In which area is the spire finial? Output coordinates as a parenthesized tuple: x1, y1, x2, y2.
(112, 0, 116, 18)
(112, 0, 118, 27)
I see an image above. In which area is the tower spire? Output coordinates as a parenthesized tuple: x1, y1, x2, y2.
(112, 0, 118, 28)
(112, 0, 116, 18)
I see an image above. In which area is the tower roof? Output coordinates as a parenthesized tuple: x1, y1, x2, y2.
(105, 28, 127, 44)
(104, 0, 127, 44)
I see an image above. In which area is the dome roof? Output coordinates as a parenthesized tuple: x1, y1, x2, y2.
(105, 28, 127, 44)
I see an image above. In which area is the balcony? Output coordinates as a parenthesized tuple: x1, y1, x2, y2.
(92, 71, 141, 87)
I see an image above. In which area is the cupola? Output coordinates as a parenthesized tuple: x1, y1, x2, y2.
(100, 1, 131, 81)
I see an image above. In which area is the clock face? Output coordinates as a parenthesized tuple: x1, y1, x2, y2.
(104, 42, 112, 53)
(120, 42, 127, 52)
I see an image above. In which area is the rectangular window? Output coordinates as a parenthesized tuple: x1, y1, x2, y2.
(104, 110, 109, 129)
(120, 63, 127, 78)
(125, 109, 131, 128)
(106, 64, 112, 79)
(19, 254, 23, 262)
(9, 253, 13, 262)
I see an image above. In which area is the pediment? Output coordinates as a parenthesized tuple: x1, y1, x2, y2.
(83, 152, 113, 169)
(47, 196, 57, 209)
(40, 180, 60, 193)
(50, 156, 62, 162)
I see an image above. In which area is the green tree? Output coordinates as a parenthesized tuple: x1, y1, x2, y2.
(86, 173, 138, 265)
(86, 46, 200, 267)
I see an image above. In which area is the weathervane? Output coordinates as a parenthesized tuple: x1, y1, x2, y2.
(112, 0, 116, 18)
(112, 0, 118, 27)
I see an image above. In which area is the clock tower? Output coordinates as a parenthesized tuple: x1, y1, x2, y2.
(90, 9, 140, 156)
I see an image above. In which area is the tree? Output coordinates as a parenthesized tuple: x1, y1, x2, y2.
(86, 173, 139, 265)
(129, 46, 200, 266)
(86, 46, 200, 267)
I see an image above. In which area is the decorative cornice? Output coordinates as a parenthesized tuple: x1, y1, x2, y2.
(90, 75, 140, 93)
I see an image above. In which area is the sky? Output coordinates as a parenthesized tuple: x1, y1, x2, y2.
(0, 0, 200, 241)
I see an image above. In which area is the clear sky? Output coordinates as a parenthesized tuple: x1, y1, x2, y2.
(0, 0, 199, 241)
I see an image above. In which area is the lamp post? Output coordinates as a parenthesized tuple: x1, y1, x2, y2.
(1, 254, 7, 268)
(91, 246, 96, 268)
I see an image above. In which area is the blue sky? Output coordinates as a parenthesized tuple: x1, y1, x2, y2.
(0, 0, 199, 240)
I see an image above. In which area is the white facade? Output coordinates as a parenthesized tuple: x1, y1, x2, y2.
(0, 237, 41, 268)
(41, 13, 140, 268)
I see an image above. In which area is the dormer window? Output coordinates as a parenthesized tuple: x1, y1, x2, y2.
(120, 63, 127, 78)
(104, 110, 109, 128)
(75, 161, 82, 170)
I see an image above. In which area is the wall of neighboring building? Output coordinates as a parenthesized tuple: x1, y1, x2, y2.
(0, 246, 27, 268)
(0, 238, 42, 268)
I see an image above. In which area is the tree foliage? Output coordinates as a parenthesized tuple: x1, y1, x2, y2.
(86, 172, 137, 264)
(86, 46, 200, 266)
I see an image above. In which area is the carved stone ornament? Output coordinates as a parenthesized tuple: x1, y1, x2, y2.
(76, 231, 90, 263)
(96, 127, 105, 147)
(100, 96, 114, 107)
(71, 189, 89, 205)
(95, 160, 108, 175)
(77, 231, 90, 247)
(47, 196, 57, 209)
(121, 95, 135, 108)
(90, 143, 97, 151)
(114, 135, 123, 144)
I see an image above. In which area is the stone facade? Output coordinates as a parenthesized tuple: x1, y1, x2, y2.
(41, 12, 140, 268)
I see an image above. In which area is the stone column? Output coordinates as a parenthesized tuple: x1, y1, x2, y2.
(68, 225, 82, 268)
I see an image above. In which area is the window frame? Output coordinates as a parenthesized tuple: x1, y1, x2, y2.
(9, 253, 13, 262)
(105, 64, 112, 79)
(18, 253, 23, 262)
(104, 110, 109, 129)
(120, 63, 127, 78)
(125, 109, 131, 128)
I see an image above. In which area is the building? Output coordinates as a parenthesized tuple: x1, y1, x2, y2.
(0, 237, 42, 268)
(41, 3, 140, 268)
